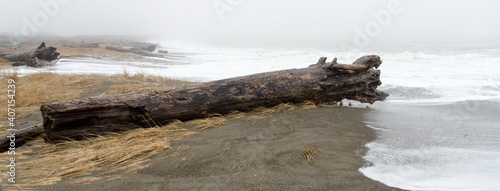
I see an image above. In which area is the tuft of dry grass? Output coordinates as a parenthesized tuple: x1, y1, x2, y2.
(302, 146, 323, 164)
(162, 120, 198, 141)
(253, 103, 297, 114)
(187, 114, 227, 130)
(234, 158, 247, 170)
(226, 111, 246, 119)
(302, 100, 319, 110)
(247, 103, 297, 123)
(0, 122, 195, 189)
(283, 122, 296, 131)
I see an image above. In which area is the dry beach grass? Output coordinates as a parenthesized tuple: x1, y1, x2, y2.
(0, 72, 194, 190)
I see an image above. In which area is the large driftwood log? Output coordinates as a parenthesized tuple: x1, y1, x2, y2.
(41, 55, 388, 142)
(4, 42, 60, 67)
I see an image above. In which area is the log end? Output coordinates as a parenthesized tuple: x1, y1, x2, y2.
(312, 55, 388, 103)
(352, 55, 382, 69)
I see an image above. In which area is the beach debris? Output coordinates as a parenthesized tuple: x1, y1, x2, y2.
(302, 146, 323, 163)
(39, 55, 388, 143)
(4, 42, 60, 67)
(105, 46, 165, 58)
(234, 158, 247, 169)
(283, 122, 296, 131)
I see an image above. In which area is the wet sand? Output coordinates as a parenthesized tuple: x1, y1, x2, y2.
(36, 106, 401, 191)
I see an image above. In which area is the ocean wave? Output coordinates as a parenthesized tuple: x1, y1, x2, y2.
(381, 85, 441, 100)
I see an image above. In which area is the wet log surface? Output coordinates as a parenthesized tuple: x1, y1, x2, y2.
(41, 55, 388, 143)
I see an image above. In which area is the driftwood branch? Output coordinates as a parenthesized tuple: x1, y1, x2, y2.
(0, 124, 44, 152)
(40, 55, 388, 143)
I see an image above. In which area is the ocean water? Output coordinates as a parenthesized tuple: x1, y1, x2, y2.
(3, 42, 500, 190)
(358, 46, 500, 191)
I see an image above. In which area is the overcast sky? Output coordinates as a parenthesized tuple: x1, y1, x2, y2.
(1, 0, 499, 46)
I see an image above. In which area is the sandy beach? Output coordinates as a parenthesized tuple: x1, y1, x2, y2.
(35, 106, 400, 191)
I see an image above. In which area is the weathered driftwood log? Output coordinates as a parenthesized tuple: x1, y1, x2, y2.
(0, 124, 44, 152)
(4, 42, 60, 67)
(41, 55, 388, 142)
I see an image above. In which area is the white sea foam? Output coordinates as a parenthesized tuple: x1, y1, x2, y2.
(361, 99, 500, 191)
(3, 57, 172, 77)
(357, 47, 500, 190)
(360, 145, 500, 191)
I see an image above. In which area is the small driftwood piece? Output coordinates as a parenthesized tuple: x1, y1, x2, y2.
(4, 42, 60, 67)
(0, 124, 44, 152)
